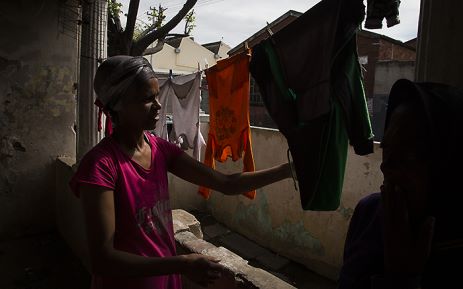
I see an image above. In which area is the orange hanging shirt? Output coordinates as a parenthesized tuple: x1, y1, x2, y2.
(199, 50, 256, 199)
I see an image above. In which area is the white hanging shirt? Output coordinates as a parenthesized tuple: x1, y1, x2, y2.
(155, 72, 205, 160)
(153, 77, 170, 140)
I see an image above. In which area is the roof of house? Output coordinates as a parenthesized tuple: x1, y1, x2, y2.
(405, 38, 418, 48)
(228, 9, 416, 56)
(228, 10, 302, 56)
(165, 37, 183, 49)
(202, 41, 223, 54)
(358, 30, 416, 50)
(143, 37, 198, 55)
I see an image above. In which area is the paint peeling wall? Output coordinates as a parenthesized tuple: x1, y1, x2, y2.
(0, 0, 78, 239)
(170, 126, 383, 280)
(374, 61, 415, 95)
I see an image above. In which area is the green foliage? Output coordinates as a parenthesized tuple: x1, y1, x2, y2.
(147, 4, 167, 30)
(106, 0, 197, 55)
(108, 0, 123, 18)
(184, 9, 196, 35)
(133, 22, 145, 40)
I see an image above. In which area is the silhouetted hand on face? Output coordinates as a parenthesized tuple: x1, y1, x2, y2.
(381, 184, 435, 278)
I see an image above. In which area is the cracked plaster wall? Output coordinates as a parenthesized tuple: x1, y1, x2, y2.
(0, 0, 78, 239)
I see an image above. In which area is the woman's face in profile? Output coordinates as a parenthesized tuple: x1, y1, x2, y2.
(380, 103, 430, 224)
(118, 77, 161, 130)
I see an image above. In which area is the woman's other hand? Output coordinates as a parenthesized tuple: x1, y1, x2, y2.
(181, 254, 224, 287)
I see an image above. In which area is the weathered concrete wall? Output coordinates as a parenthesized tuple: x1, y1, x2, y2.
(168, 126, 383, 280)
(372, 61, 415, 141)
(374, 61, 415, 95)
(0, 0, 78, 239)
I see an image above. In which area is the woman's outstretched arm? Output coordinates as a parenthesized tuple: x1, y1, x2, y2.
(169, 152, 292, 195)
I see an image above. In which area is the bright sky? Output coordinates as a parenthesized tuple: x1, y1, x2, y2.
(120, 0, 421, 48)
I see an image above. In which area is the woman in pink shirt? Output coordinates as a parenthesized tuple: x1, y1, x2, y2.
(70, 56, 292, 289)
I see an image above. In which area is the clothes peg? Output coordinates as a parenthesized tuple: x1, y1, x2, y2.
(266, 22, 276, 45)
(266, 22, 274, 36)
(244, 41, 251, 55)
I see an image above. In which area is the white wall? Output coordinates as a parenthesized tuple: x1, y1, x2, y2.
(217, 42, 231, 59)
(145, 38, 230, 74)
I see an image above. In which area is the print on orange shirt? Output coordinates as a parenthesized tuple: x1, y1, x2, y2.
(199, 49, 256, 199)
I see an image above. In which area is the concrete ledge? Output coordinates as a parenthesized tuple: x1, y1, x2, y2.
(173, 209, 203, 239)
(173, 210, 296, 289)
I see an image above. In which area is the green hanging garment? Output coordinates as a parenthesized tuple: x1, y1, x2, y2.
(250, 0, 374, 210)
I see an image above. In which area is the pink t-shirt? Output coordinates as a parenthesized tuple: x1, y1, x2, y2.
(70, 132, 183, 289)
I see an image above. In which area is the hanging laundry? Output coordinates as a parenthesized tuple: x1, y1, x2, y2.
(154, 77, 170, 140)
(365, 0, 401, 29)
(154, 72, 205, 160)
(199, 50, 256, 199)
(170, 72, 205, 160)
(250, 0, 374, 211)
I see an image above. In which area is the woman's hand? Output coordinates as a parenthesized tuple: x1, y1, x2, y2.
(169, 152, 293, 195)
(181, 254, 224, 287)
(381, 184, 435, 277)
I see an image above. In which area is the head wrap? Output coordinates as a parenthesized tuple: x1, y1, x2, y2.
(385, 79, 463, 237)
(94, 56, 155, 136)
(384, 79, 463, 287)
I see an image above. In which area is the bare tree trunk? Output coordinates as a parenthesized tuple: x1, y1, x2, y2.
(107, 0, 124, 56)
(123, 0, 140, 54)
(130, 0, 197, 56)
(107, 0, 196, 56)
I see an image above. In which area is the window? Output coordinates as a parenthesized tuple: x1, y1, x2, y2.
(250, 77, 264, 106)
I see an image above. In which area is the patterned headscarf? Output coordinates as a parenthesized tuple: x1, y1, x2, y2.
(94, 56, 155, 135)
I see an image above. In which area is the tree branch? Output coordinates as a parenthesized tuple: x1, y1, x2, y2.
(142, 34, 189, 56)
(107, 1, 125, 56)
(142, 40, 165, 56)
(138, 22, 157, 39)
(166, 33, 189, 38)
(131, 0, 197, 56)
(123, 0, 141, 54)
(108, 0, 123, 32)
